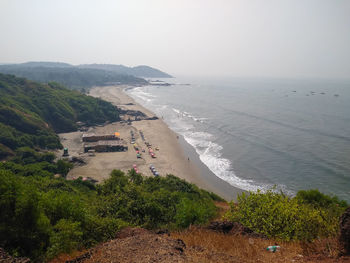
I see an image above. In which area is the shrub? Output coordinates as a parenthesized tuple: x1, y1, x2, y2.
(0, 171, 51, 259)
(296, 189, 348, 209)
(0, 166, 220, 260)
(46, 219, 83, 259)
(97, 170, 219, 229)
(56, 159, 73, 176)
(175, 197, 217, 228)
(226, 190, 345, 241)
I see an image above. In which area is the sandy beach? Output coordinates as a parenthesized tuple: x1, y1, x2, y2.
(59, 85, 242, 200)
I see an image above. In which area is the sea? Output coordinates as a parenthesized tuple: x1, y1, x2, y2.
(126, 76, 350, 202)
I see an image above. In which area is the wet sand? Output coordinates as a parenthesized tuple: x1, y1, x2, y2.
(60, 86, 243, 201)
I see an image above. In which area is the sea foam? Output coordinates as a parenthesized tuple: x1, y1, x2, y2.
(182, 131, 275, 192)
(126, 85, 287, 194)
(127, 87, 157, 103)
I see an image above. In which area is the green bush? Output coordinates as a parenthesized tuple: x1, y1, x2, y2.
(175, 197, 217, 228)
(56, 159, 73, 176)
(296, 189, 348, 208)
(46, 219, 83, 259)
(97, 170, 219, 229)
(0, 171, 51, 260)
(226, 190, 347, 241)
(0, 166, 220, 261)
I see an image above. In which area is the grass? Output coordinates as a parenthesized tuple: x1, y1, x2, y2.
(49, 201, 349, 263)
(171, 227, 344, 263)
(50, 227, 347, 263)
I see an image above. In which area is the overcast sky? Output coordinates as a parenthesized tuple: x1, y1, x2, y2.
(0, 0, 349, 78)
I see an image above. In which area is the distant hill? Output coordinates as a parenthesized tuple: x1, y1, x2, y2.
(18, 61, 74, 68)
(0, 63, 148, 90)
(0, 62, 172, 90)
(78, 64, 172, 78)
(0, 73, 120, 158)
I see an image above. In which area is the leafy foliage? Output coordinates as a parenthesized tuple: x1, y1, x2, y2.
(0, 65, 148, 90)
(0, 170, 51, 260)
(97, 171, 218, 229)
(0, 163, 219, 261)
(296, 189, 348, 209)
(226, 190, 348, 241)
(0, 74, 120, 157)
(0, 149, 72, 178)
(46, 219, 83, 259)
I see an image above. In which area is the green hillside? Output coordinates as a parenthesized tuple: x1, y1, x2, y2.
(0, 64, 148, 90)
(0, 74, 120, 158)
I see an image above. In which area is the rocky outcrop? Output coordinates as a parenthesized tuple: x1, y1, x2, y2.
(115, 227, 150, 239)
(65, 251, 93, 263)
(229, 222, 267, 238)
(208, 221, 267, 238)
(67, 228, 186, 263)
(118, 108, 147, 118)
(207, 221, 234, 233)
(0, 248, 30, 263)
(340, 207, 350, 255)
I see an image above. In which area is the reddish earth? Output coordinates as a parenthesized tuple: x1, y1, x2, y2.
(62, 228, 188, 263)
(49, 227, 350, 263)
(0, 248, 29, 263)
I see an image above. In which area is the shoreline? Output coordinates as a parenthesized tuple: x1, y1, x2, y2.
(112, 85, 245, 200)
(61, 85, 243, 201)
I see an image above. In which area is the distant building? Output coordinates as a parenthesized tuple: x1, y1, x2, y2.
(84, 140, 127, 153)
(76, 121, 85, 126)
(82, 133, 120, 142)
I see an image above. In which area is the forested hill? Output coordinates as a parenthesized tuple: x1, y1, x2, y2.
(78, 64, 173, 78)
(0, 63, 148, 90)
(0, 73, 120, 158)
(0, 62, 173, 91)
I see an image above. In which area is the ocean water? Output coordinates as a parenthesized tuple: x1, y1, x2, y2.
(126, 77, 350, 202)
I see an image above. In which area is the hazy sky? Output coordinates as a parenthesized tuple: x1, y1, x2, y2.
(0, 0, 349, 78)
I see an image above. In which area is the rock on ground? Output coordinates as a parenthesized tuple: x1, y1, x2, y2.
(66, 228, 186, 263)
(0, 248, 30, 263)
(340, 207, 350, 255)
(208, 221, 267, 238)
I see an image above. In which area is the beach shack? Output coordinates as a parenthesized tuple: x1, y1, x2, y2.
(84, 140, 128, 153)
(82, 133, 120, 142)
